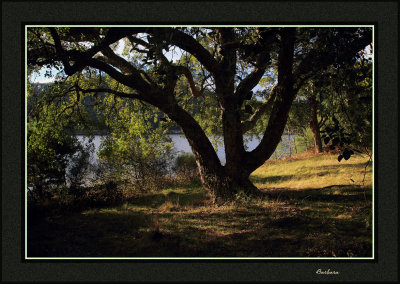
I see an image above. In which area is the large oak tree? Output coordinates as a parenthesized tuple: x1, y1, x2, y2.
(27, 27, 372, 204)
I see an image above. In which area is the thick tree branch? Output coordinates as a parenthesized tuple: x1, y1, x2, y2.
(84, 57, 152, 95)
(66, 27, 147, 55)
(174, 66, 204, 98)
(49, 27, 148, 76)
(318, 116, 327, 128)
(125, 33, 207, 98)
(48, 28, 155, 96)
(49, 28, 81, 75)
(99, 46, 145, 78)
(216, 27, 237, 80)
(233, 29, 278, 99)
(151, 28, 221, 76)
(74, 85, 142, 100)
(127, 35, 150, 48)
(245, 28, 296, 173)
(241, 84, 278, 133)
(234, 51, 271, 99)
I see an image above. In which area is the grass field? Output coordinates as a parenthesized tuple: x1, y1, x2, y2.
(28, 152, 373, 258)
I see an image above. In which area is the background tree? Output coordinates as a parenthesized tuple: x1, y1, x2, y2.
(318, 59, 373, 161)
(28, 27, 372, 204)
(293, 81, 326, 154)
(285, 98, 315, 154)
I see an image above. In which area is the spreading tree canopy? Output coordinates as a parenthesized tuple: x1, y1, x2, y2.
(27, 27, 372, 204)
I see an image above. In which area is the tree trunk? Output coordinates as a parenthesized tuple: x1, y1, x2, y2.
(310, 95, 323, 153)
(157, 97, 247, 204)
(196, 161, 260, 204)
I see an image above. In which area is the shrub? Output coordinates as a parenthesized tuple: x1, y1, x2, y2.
(96, 135, 175, 193)
(27, 120, 93, 203)
(173, 152, 200, 184)
(27, 81, 95, 204)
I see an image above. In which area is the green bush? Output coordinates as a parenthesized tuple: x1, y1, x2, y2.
(96, 135, 175, 193)
(173, 152, 199, 184)
(27, 80, 96, 204)
(27, 120, 93, 203)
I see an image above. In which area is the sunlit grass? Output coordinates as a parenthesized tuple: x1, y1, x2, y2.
(251, 152, 372, 190)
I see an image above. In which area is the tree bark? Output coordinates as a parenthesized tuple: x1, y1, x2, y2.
(244, 28, 297, 173)
(309, 95, 323, 153)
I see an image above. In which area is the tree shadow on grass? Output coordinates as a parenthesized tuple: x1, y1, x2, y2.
(127, 190, 208, 208)
(28, 211, 152, 257)
(251, 174, 296, 184)
(28, 206, 372, 257)
(27, 184, 372, 258)
(313, 162, 371, 171)
(250, 171, 332, 184)
(259, 185, 372, 202)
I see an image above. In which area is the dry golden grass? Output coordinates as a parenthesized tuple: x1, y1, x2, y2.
(252, 151, 372, 190)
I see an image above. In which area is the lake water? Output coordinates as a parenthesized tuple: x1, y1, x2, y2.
(78, 133, 295, 165)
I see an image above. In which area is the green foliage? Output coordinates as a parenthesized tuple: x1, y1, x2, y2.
(318, 60, 372, 159)
(293, 49, 372, 162)
(27, 82, 93, 202)
(294, 127, 314, 152)
(96, 95, 175, 192)
(174, 153, 197, 172)
(173, 153, 200, 184)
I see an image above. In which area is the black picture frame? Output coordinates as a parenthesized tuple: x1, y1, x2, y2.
(2, 0, 398, 282)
